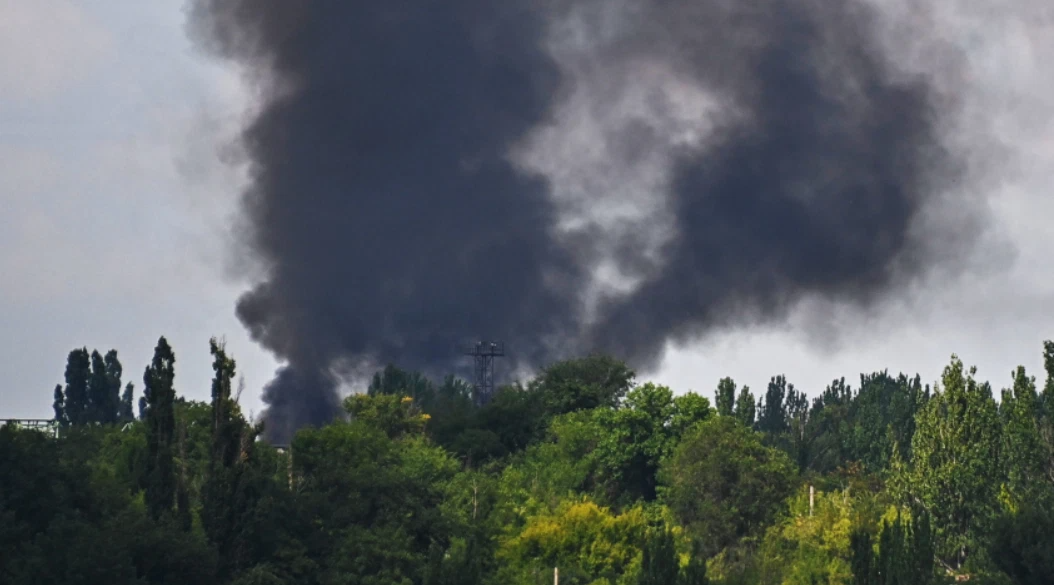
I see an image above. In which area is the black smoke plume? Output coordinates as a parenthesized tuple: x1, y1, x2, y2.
(189, 0, 979, 442)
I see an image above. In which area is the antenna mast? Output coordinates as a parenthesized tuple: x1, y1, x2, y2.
(463, 341, 505, 406)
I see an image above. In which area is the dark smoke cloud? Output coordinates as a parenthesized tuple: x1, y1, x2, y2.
(580, 0, 973, 364)
(189, 1, 584, 440)
(189, 0, 981, 441)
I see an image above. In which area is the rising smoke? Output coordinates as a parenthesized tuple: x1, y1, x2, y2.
(189, 0, 983, 441)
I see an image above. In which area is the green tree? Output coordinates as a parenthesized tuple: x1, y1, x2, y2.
(0, 424, 218, 585)
(60, 348, 91, 426)
(470, 383, 547, 456)
(496, 499, 647, 585)
(143, 336, 177, 522)
(531, 354, 636, 416)
(1041, 342, 1054, 486)
(346, 393, 430, 439)
(661, 416, 796, 555)
(119, 383, 135, 423)
(103, 350, 124, 424)
(139, 386, 150, 420)
(990, 500, 1054, 585)
(849, 509, 936, 585)
(715, 377, 736, 417)
(433, 470, 505, 585)
(757, 375, 790, 435)
(849, 372, 928, 472)
(202, 338, 268, 579)
(52, 384, 66, 425)
(850, 530, 875, 585)
(799, 378, 852, 474)
(893, 355, 1001, 570)
(785, 386, 811, 471)
(734, 386, 756, 428)
(53, 347, 124, 426)
(595, 383, 679, 504)
(681, 539, 709, 585)
(510, 384, 712, 508)
(1000, 366, 1047, 505)
(88, 350, 109, 424)
(670, 392, 712, 438)
(293, 420, 457, 585)
(369, 364, 435, 402)
(639, 526, 678, 585)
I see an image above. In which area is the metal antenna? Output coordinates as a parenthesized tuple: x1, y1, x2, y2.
(463, 341, 505, 406)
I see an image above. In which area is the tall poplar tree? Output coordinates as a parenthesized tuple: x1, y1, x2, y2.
(143, 336, 177, 521)
(202, 337, 260, 578)
(119, 382, 135, 423)
(894, 355, 1001, 570)
(103, 350, 124, 424)
(715, 377, 736, 417)
(1001, 367, 1046, 504)
(757, 375, 791, 435)
(1042, 341, 1054, 486)
(734, 386, 756, 427)
(60, 348, 91, 426)
(52, 384, 66, 425)
(88, 350, 109, 424)
(850, 510, 935, 585)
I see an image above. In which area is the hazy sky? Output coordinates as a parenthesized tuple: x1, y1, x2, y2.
(1, 1, 1052, 420)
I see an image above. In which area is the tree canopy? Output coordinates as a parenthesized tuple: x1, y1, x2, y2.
(2, 339, 1053, 584)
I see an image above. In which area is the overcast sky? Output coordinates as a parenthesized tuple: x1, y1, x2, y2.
(1, 1, 1052, 420)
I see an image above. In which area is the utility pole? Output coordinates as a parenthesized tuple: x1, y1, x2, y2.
(554, 567, 559, 585)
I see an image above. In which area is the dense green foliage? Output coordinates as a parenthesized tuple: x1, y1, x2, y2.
(2, 339, 1054, 584)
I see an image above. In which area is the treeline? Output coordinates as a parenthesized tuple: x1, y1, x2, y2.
(2, 337, 1053, 585)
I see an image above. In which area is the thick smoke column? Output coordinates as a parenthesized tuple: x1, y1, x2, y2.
(189, 0, 978, 441)
(190, 1, 583, 440)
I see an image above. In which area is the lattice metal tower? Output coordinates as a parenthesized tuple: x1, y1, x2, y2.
(464, 341, 505, 406)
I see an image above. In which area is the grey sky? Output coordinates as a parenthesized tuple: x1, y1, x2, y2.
(1, 1, 1051, 420)
(0, 0, 276, 418)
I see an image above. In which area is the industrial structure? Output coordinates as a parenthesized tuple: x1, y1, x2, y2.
(464, 341, 505, 406)
(0, 418, 60, 438)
